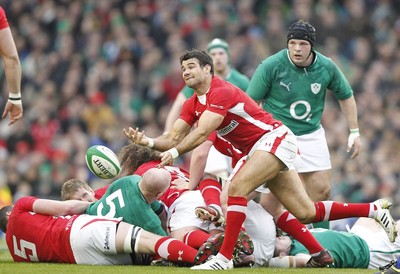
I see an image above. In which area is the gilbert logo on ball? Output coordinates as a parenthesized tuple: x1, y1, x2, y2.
(85, 145, 121, 179)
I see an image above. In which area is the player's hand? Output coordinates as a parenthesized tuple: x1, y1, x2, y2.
(2, 101, 23, 125)
(170, 178, 189, 190)
(158, 151, 174, 168)
(347, 129, 361, 159)
(123, 127, 149, 146)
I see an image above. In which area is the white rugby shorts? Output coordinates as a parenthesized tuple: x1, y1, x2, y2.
(167, 190, 218, 232)
(293, 127, 332, 173)
(70, 215, 132, 265)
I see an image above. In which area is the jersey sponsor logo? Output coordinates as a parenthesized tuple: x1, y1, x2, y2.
(280, 81, 292, 92)
(210, 103, 224, 109)
(217, 120, 238, 136)
(311, 83, 321, 94)
(290, 100, 312, 121)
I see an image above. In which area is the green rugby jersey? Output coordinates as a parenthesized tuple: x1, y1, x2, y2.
(290, 228, 370, 268)
(247, 49, 353, 135)
(86, 175, 167, 236)
(181, 68, 250, 98)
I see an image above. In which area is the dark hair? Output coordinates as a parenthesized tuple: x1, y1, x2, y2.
(0, 206, 13, 233)
(179, 49, 214, 75)
(118, 144, 160, 176)
(287, 20, 316, 46)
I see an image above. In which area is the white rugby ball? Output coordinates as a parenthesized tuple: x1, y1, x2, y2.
(85, 145, 121, 179)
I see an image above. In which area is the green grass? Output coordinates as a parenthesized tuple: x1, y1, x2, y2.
(0, 238, 376, 273)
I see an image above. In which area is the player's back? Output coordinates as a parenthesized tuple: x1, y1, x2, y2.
(6, 197, 76, 263)
(87, 175, 167, 236)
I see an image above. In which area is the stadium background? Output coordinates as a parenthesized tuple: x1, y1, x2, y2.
(0, 0, 399, 228)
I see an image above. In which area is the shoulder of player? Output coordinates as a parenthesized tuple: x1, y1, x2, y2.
(254, 49, 288, 74)
(211, 77, 241, 93)
(311, 51, 344, 78)
(229, 68, 249, 81)
(313, 51, 337, 68)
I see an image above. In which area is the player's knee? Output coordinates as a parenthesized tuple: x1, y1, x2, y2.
(294, 205, 316, 224)
(319, 188, 330, 201)
(308, 185, 330, 202)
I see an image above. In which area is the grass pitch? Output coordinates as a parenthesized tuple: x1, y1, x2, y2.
(0, 237, 377, 273)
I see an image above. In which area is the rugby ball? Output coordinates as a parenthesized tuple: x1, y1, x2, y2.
(85, 145, 121, 179)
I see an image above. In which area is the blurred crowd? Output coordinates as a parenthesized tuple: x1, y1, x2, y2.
(0, 0, 399, 218)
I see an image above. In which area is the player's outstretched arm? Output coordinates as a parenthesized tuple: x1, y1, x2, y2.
(32, 198, 92, 216)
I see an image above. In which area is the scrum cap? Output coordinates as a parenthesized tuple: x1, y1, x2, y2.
(287, 20, 316, 46)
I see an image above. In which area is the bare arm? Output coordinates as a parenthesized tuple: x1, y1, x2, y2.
(268, 255, 309, 268)
(338, 95, 361, 158)
(159, 110, 224, 167)
(164, 93, 187, 134)
(0, 27, 21, 95)
(123, 118, 191, 152)
(32, 198, 92, 216)
(0, 27, 22, 125)
(188, 140, 213, 190)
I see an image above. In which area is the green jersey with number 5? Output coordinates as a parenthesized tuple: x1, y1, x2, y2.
(86, 175, 167, 236)
(246, 49, 353, 136)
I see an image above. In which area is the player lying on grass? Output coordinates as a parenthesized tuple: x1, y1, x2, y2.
(0, 195, 213, 265)
(271, 217, 400, 270)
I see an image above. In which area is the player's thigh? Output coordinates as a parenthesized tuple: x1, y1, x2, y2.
(267, 170, 315, 223)
(135, 228, 162, 254)
(299, 169, 331, 201)
(229, 150, 284, 197)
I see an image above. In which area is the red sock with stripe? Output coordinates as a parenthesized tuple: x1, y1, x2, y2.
(219, 196, 247, 260)
(276, 210, 323, 255)
(154, 237, 197, 264)
(199, 178, 222, 208)
(183, 230, 212, 248)
(313, 201, 375, 222)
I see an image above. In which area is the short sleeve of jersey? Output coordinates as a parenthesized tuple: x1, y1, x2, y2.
(180, 97, 198, 126)
(14, 196, 37, 212)
(326, 59, 353, 100)
(246, 59, 273, 101)
(0, 7, 9, 30)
